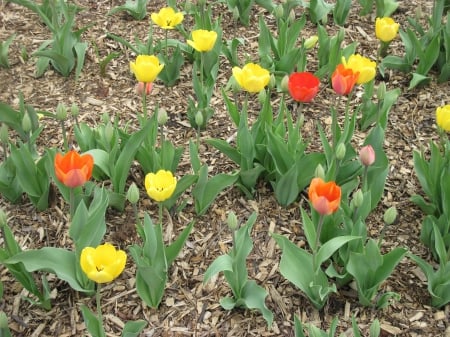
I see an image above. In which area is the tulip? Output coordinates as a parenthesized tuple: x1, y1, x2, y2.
(80, 243, 127, 283)
(359, 145, 376, 166)
(331, 64, 359, 96)
(151, 7, 184, 30)
(54, 150, 94, 188)
(187, 29, 217, 52)
(375, 17, 399, 43)
(232, 63, 270, 93)
(130, 55, 164, 83)
(288, 71, 320, 103)
(436, 105, 450, 132)
(145, 170, 177, 202)
(308, 177, 341, 215)
(342, 54, 376, 84)
(135, 82, 153, 96)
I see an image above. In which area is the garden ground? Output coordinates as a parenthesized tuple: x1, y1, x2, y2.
(0, 0, 450, 336)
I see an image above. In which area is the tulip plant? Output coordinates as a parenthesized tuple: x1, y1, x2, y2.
(0, 34, 15, 68)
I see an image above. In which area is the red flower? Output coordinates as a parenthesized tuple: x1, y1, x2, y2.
(359, 145, 376, 167)
(308, 177, 341, 215)
(331, 64, 359, 96)
(54, 150, 94, 188)
(288, 72, 320, 103)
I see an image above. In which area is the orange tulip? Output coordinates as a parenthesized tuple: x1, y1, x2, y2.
(54, 150, 94, 188)
(308, 177, 341, 215)
(331, 64, 359, 96)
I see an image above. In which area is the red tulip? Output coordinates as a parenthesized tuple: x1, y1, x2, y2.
(288, 72, 320, 103)
(54, 150, 94, 188)
(331, 64, 359, 96)
(308, 177, 341, 215)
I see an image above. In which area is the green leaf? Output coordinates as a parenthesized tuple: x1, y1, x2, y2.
(219, 296, 236, 310)
(165, 221, 194, 266)
(316, 235, 360, 267)
(240, 280, 273, 327)
(274, 164, 300, 206)
(0, 311, 12, 337)
(409, 73, 431, 89)
(0, 34, 16, 68)
(6, 248, 90, 292)
(73, 41, 88, 80)
(80, 304, 105, 337)
(121, 320, 147, 337)
(86, 149, 111, 177)
(203, 254, 234, 283)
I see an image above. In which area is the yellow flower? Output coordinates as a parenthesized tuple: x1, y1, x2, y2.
(342, 54, 376, 84)
(375, 17, 399, 43)
(187, 29, 218, 52)
(80, 243, 127, 284)
(436, 105, 450, 131)
(145, 170, 177, 202)
(151, 7, 184, 30)
(130, 55, 164, 83)
(232, 63, 270, 93)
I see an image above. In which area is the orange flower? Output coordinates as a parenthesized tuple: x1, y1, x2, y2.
(288, 72, 320, 103)
(308, 177, 341, 215)
(54, 150, 94, 188)
(331, 64, 359, 96)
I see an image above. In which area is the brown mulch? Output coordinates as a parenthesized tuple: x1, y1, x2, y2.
(1, 0, 450, 336)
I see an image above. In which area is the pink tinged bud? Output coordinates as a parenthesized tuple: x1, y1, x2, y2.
(359, 145, 375, 166)
(313, 196, 333, 215)
(136, 82, 153, 95)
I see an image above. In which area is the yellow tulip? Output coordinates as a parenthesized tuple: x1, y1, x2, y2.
(436, 105, 450, 132)
(130, 55, 164, 83)
(187, 30, 217, 52)
(375, 17, 399, 43)
(232, 63, 270, 93)
(151, 7, 184, 30)
(342, 54, 376, 84)
(145, 170, 177, 202)
(80, 243, 127, 284)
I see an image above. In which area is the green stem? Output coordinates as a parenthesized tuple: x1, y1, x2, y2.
(200, 52, 205, 90)
(196, 124, 201, 150)
(165, 30, 169, 59)
(230, 229, 240, 298)
(158, 202, 163, 226)
(312, 214, 324, 273)
(96, 283, 106, 337)
(69, 188, 75, 220)
(377, 222, 388, 248)
(60, 120, 68, 152)
(361, 165, 369, 192)
(141, 87, 148, 127)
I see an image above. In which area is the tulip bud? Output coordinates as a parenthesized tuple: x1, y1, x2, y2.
(232, 7, 240, 21)
(377, 82, 386, 100)
(280, 75, 289, 93)
(304, 35, 319, 50)
(269, 74, 276, 90)
(0, 208, 7, 227)
(258, 89, 267, 105)
(352, 189, 364, 208)
(227, 211, 239, 231)
(383, 206, 397, 225)
(274, 4, 284, 19)
(157, 108, 168, 126)
(22, 113, 32, 133)
(184, 0, 193, 12)
(71, 102, 79, 117)
(195, 110, 204, 127)
(101, 112, 110, 124)
(335, 143, 346, 161)
(359, 145, 376, 166)
(314, 164, 325, 180)
(104, 122, 114, 144)
(55, 102, 67, 121)
(127, 182, 140, 204)
(0, 124, 8, 144)
(288, 9, 296, 24)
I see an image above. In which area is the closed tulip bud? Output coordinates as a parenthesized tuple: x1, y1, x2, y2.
(274, 4, 284, 19)
(227, 211, 239, 231)
(0, 124, 8, 144)
(304, 35, 319, 49)
(352, 189, 364, 208)
(383, 206, 397, 225)
(127, 182, 140, 204)
(71, 102, 79, 117)
(101, 112, 110, 124)
(22, 113, 32, 133)
(232, 7, 240, 20)
(56, 102, 67, 121)
(315, 164, 325, 180)
(104, 122, 114, 144)
(184, 0, 193, 12)
(288, 9, 296, 24)
(377, 82, 386, 101)
(280, 75, 290, 93)
(359, 145, 376, 166)
(195, 110, 204, 127)
(157, 108, 168, 126)
(335, 143, 346, 160)
(0, 208, 7, 227)
(269, 74, 276, 90)
(258, 89, 267, 105)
